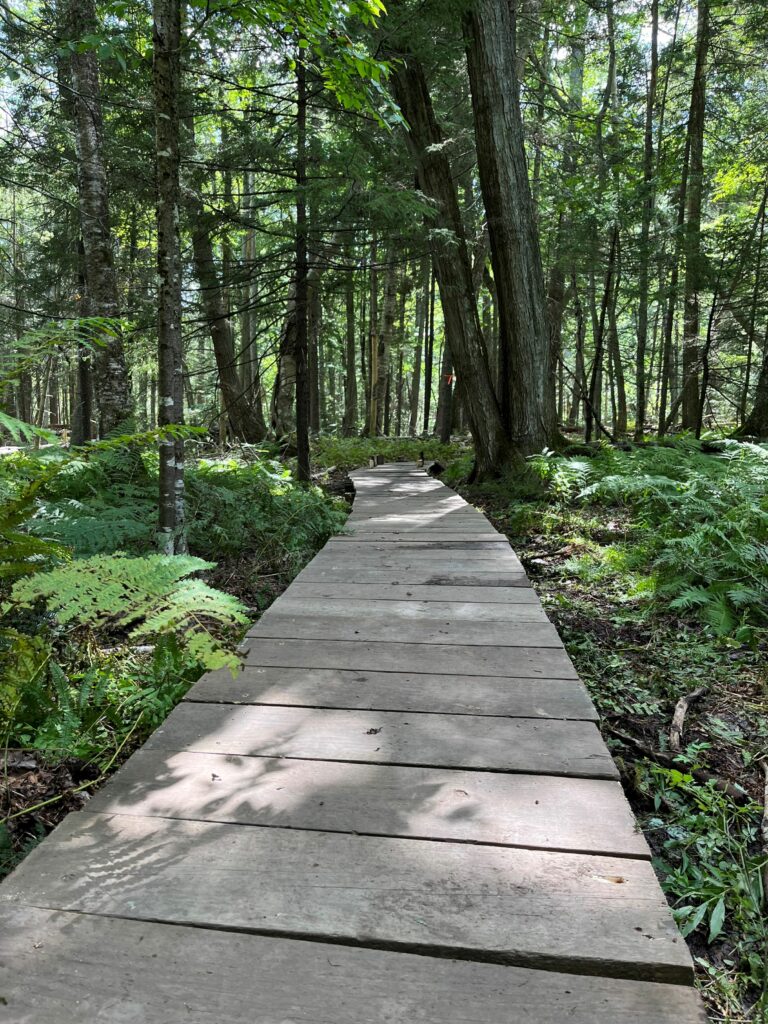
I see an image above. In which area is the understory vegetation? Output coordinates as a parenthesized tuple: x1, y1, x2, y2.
(455, 437, 768, 1023)
(1, 437, 347, 877)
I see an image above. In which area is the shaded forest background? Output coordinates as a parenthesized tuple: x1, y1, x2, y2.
(2, 0, 768, 478)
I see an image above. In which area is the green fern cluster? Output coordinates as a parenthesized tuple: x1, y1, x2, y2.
(532, 439, 768, 639)
(11, 554, 249, 670)
(185, 457, 348, 563)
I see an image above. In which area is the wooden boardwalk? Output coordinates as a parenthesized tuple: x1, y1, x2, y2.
(0, 464, 707, 1022)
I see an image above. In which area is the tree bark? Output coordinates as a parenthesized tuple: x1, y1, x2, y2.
(390, 54, 509, 477)
(681, 0, 711, 430)
(435, 340, 453, 443)
(190, 207, 267, 442)
(464, 0, 556, 454)
(152, 0, 185, 552)
(408, 254, 428, 435)
(743, 323, 768, 437)
(294, 53, 310, 481)
(65, 0, 131, 435)
(373, 258, 397, 435)
(341, 245, 358, 435)
(635, 0, 659, 439)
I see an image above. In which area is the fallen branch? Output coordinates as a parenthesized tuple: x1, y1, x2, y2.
(669, 685, 708, 752)
(608, 726, 750, 803)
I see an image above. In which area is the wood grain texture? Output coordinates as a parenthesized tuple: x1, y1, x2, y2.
(0, 906, 696, 1024)
(310, 553, 525, 569)
(252, 612, 562, 647)
(267, 595, 550, 620)
(184, 665, 598, 720)
(331, 536, 505, 544)
(144, 702, 616, 778)
(295, 568, 531, 587)
(242, 637, 578, 678)
(1, 813, 692, 982)
(88, 749, 647, 856)
(0, 906, 697, 1024)
(287, 581, 541, 602)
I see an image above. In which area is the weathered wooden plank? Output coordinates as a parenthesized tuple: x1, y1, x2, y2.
(0, 907, 697, 1024)
(184, 665, 598, 720)
(346, 521, 495, 533)
(295, 568, 531, 587)
(145, 702, 615, 778)
(288, 581, 540, 603)
(267, 596, 550, 621)
(243, 637, 577, 678)
(0, 813, 692, 982)
(251, 612, 563, 648)
(311, 552, 524, 569)
(0, 908, 704, 1024)
(331, 536, 501, 544)
(327, 539, 509, 550)
(88, 749, 646, 857)
(345, 520, 494, 532)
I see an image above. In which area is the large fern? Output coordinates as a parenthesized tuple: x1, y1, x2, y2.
(534, 439, 768, 639)
(11, 554, 249, 670)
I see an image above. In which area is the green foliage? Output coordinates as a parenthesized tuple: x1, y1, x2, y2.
(185, 457, 348, 564)
(11, 553, 249, 671)
(2, 630, 201, 775)
(529, 440, 768, 640)
(312, 435, 471, 471)
(638, 767, 767, 1017)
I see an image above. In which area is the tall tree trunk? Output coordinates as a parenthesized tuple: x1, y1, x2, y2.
(294, 52, 310, 481)
(463, 0, 555, 454)
(586, 231, 618, 442)
(435, 341, 453, 443)
(367, 235, 379, 436)
(546, 21, 585, 434)
(309, 279, 321, 433)
(408, 255, 428, 435)
(373, 259, 397, 435)
(743, 323, 768, 437)
(190, 210, 266, 442)
(740, 191, 767, 425)
(390, 54, 509, 477)
(71, 237, 93, 444)
(341, 246, 358, 435)
(240, 169, 268, 437)
(635, 0, 659, 439)
(153, 0, 185, 552)
(422, 264, 435, 434)
(65, 0, 131, 435)
(681, 0, 711, 430)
